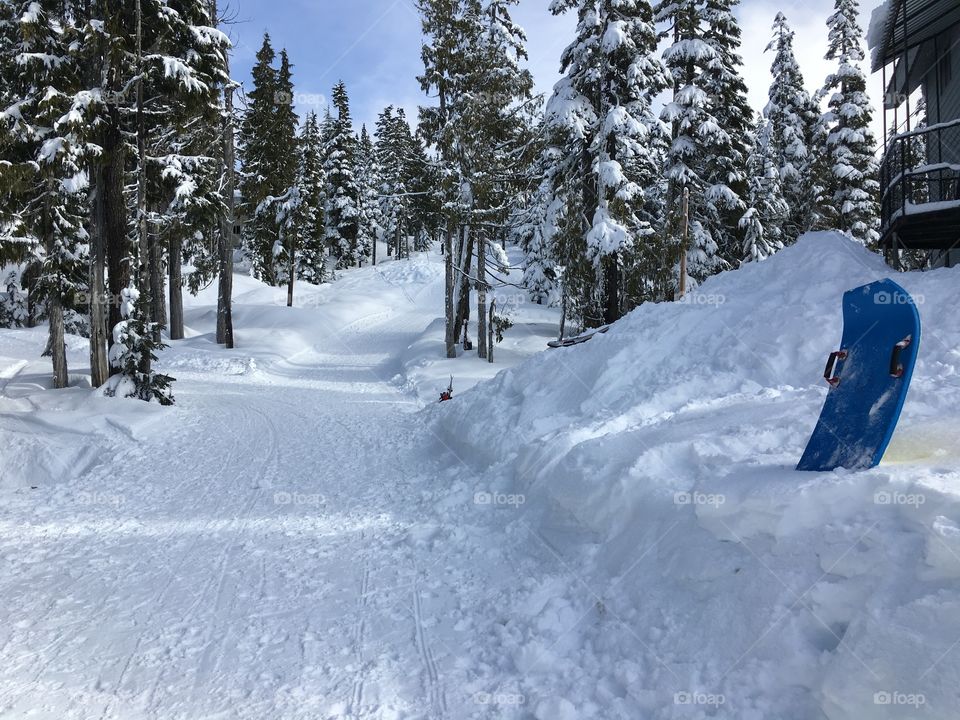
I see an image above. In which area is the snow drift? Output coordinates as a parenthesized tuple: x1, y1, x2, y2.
(432, 232, 960, 719)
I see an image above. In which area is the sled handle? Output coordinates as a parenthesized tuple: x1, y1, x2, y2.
(824, 350, 848, 387)
(890, 335, 912, 378)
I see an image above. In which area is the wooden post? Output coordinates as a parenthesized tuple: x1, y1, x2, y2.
(678, 187, 689, 299)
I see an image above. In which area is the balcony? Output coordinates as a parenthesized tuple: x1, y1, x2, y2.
(879, 118, 960, 252)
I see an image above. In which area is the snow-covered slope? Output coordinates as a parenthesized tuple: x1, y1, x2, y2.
(431, 232, 960, 719)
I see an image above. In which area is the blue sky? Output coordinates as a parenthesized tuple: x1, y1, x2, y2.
(223, 0, 887, 135)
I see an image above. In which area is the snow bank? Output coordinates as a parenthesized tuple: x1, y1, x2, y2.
(430, 232, 960, 719)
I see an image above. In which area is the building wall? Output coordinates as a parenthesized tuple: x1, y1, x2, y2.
(923, 22, 960, 128)
(919, 21, 960, 208)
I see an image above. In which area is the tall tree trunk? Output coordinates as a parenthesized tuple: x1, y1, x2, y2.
(48, 292, 68, 389)
(558, 287, 567, 341)
(89, 165, 109, 386)
(85, 0, 108, 386)
(580, 142, 600, 327)
(476, 230, 487, 359)
(135, 0, 151, 381)
(214, 0, 235, 348)
(103, 118, 128, 363)
(453, 224, 474, 340)
(168, 234, 184, 339)
(149, 218, 166, 335)
(444, 222, 455, 358)
(487, 298, 495, 364)
(44, 188, 68, 389)
(287, 233, 295, 307)
(602, 256, 619, 325)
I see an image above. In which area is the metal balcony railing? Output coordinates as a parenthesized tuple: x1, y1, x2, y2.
(879, 118, 960, 239)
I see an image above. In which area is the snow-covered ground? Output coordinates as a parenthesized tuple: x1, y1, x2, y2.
(3, 234, 960, 718)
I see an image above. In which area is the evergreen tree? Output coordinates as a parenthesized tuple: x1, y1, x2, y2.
(514, 149, 560, 305)
(701, 0, 753, 266)
(417, 0, 480, 357)
(657, 0, 726, 288)
(818, 0, 880, 245)
(466, 0, 535, 356)
(376, 107, 412, 259)
(105, 287, 174, 404)
(741, 116, 788, 262)
(406, 129, 440, 251)
(355, 124, 380, 265)
(764, 12, 821, 243)
(544, 0, 669, 328)
(0, 0, 90, 388)
(297, 111, 327, 283)
(261, 49, 300, 290)
(324, 80, 361, 268)
(238, 34, 279, 283)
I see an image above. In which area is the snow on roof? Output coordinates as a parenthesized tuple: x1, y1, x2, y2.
(867, 0, 896, 71)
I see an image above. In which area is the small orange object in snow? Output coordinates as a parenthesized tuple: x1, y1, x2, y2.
(439, 376, 453, 403)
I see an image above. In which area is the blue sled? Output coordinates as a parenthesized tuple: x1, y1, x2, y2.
(797, 278, 920, 472)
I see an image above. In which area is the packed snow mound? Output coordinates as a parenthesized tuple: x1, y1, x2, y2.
(437, 232, 960, 468)
(431, 232, 960, 719)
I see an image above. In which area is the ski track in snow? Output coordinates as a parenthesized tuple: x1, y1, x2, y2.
(0, 285, 511, 719)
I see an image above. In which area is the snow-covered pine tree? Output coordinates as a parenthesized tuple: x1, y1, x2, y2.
(143, 0, 231, 340)
(297, 111, 327, 283)
(355, 124, 380, 265)
(818, 0, 880, 246)
(0, 1, 90, 388)
(657, 0, 726, 289)
(377, 107, 417, 259)
(741, 115, 788, 262)
(405, 128, 440, 251)
(238, 34, 280, 283)
(105, 287, 173, 404)
(514, 150, 560, 305)
(764, 12, 821, 244)
(701, 0, 753, 266)
(417, 0, 479, 357)
(261, 49, 300, 289)
(0, 2, 41, 331)
(465, 0, 535, 357)
(545, 0, 670, 327)
(324, 80, 361, 269)
(375, 106, 403, 259)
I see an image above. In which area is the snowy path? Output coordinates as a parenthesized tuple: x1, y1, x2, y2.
(0, 277, 544, 720)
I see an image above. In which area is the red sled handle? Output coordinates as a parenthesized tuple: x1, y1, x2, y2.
(890, 335, 912, 378)
(824, 350, 848, 387)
